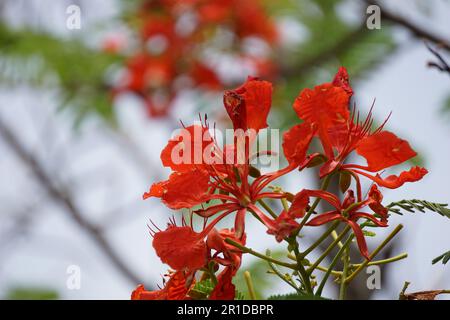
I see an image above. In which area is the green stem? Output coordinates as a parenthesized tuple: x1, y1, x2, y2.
(290, 237, 314, 294)
(307, 225, 351, 275)
(345, 224, 404, 284)
(287, 253, 342, 276)
(244, 271, 257, 300)
(315, 235, 354, 297)
(331, 230, 344, 249)
(225, 238, 297, 269)
(300, 221, 340, 258)
(339, 247, 349, 300)
(351, 253, 408, 268)
(267, 250, 300, 292)
(281, 198, 290, 212)
(257, 199, 278, 219)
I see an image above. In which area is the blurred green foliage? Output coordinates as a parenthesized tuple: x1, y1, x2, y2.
(234, 250, 289, 299)
(0, 23, 122, 126)
(5, 286, 59, 300)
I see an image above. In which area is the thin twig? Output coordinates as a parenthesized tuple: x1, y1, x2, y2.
(366, 0, 450, 51)
(0, 116, 144, 286)
(425, 42, 450, 76)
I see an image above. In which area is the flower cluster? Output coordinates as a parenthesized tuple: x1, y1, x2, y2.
(111, 0, 278, 117)
(133, 67, 427, 299)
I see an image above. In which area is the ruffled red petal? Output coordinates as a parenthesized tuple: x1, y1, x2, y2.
(153, 225, 208, 271)
(144, 169, 210, 209)
(131, 284, 163, 300)
(207, 228, 246, 269)
(287, 190, 310, 218)
(293, 83, 350, 158)
(131, 271, 191, 300)
(160, 125, 215, 172)
(354, 166, 428, 189)
(356, 131, 417, 172)
(367, 184, 388, 222)
(282, 122, 315, 166)
(266, 210, 300, 242)
(332, 66, 353, 96)
(224, 77, 272, 132)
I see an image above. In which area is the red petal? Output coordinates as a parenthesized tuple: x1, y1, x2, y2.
(282, 122, 315, 166)
(319, 159, 340, 178)
(287, 190, 310, 218)
(165, 271, 192, 300)
(143, 181, 166, 199)
(354, 166, 428, 189)
(347, 220, 369, 260)
(306, 211, 342, 226)
(149, 169, 210, 210)
(367, 184, 388, 222)
(131, 271, 191, 300)
(266, 210, 300, 242)
(288, 189, 341, 218)
(356, 131, 417, 172)
(304, 190, 342, 210)
(207, 228, 245, 269)
(153, 225, 207, 271)
(160, 125, 216, 172)
(243, 79, 273, 132)
(332, 67, 353, 96)
(350, 212, 387, 227)
(224, 77, 272, 132)
(131, 284, 163, 300)
(209, 267, 236, 300)
(293, 83, 350, 158)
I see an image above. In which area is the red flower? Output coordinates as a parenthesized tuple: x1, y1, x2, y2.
(152, 224, 209, 271)
(131, 271, 193, 300)
(150, 209, 237, 271)
(115, 0, 278, 118)
(291, 67, 427, 197)
(290, 186, 388, 259)
(266, 210, 300, 242)
(207, 228, 246, 270)
(144, 78, 310, 251)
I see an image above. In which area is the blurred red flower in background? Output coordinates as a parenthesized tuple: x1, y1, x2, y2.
(110, 0, 278, 117)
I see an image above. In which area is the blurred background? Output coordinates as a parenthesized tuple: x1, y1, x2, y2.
(0, 0, 449, 300)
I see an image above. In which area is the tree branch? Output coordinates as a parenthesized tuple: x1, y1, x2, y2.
(366, 0, 450, 51)
(0, 116, 144, 287)
(426, 42, 450, 76)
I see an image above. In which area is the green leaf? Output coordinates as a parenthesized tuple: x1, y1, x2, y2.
(188, 278, 215, 299)
(387, 199, 450, 219)
(0, 23, 121, 125)
(188, 277, 247, 300)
